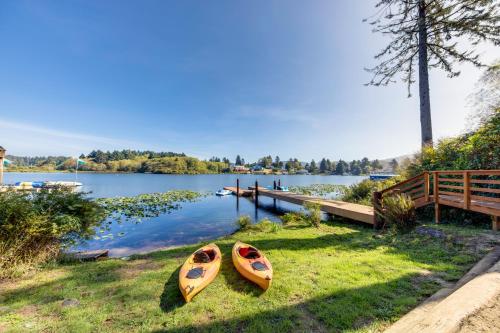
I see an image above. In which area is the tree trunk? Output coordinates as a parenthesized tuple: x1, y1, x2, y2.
(418, 0, 433, 147)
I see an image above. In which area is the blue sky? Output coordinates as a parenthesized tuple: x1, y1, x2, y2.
(0, 0, 496, 162)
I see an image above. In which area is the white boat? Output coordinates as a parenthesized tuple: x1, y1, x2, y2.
(44, 181, 83, 188)
(215, 189, 232, 196)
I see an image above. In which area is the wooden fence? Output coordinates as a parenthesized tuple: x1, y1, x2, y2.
(373, 170, 500, 231)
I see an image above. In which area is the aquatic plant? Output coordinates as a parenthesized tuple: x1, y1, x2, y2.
(96, 190, 206, 224)
(289, 184, 346, 198)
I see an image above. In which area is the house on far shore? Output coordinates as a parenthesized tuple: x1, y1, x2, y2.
(232, 165, 250, 173)
(249, 165, 272, 175)
(295, 169, 309, 175)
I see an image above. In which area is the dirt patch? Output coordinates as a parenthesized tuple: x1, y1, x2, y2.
(116, 259, 162, 279)
(353, 316, 374, 330)
(296, 304, 329, 333)
(458, 292, 500, 333)
(0, 269, 67, 294)
(16, 304, 38, 317)
(412, 269, 454, 289)
(464, 233, 500, 254)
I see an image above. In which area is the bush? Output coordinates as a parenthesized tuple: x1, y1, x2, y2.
(304, 202, 322, 228)
(381, 194, 417, 233)
(281, 212, 306, 225)
(255, 218, 282, 233)
(0, 188, 106, 278)
(404, 111, 500, 178)
(235, 215, 252, 230)
(340, 177, 405, 206)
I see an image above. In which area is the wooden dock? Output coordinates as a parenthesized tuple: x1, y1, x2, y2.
(226, 184, 375, 224)
(223, 186, 254, 197)
(67, 249, 109, 261)
(252, 188, 374, 224)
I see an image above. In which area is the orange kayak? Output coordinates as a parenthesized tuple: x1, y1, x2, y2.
(232, 241, 273, 290)
(178, 243, 221, 302)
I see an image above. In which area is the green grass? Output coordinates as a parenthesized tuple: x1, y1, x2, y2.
(0, 221, 492, 333)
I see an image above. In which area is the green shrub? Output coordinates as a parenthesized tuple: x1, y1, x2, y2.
(0, 188, 106, 278)
(255, 218, 282, 233)
(381, 194, 417, 233)
(235, 215, 252, 230)
(304, 202, 322, 228)
(339, 177, 405, 206)
(404, 111, 500, 178)
(281, 212, 306, 225)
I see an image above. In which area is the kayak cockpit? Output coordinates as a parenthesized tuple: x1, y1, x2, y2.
(238, 246, 261, 259)
(193, 249, 217, 263)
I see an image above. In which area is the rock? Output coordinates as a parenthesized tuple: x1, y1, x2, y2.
(416, 226, 446, 239)
(61, 299, 80, 307)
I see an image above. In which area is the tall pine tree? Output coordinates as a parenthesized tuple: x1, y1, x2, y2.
(366, 0, 499, 147)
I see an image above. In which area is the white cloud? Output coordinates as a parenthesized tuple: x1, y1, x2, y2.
(0, 118, 141, 156)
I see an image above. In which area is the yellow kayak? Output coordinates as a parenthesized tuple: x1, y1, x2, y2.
(178, 243, 221, 302)
(232, 241, 273, 290)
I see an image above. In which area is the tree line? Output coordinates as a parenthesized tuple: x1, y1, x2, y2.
(220, 155, 393, 175)
(6, 150, 397, 175)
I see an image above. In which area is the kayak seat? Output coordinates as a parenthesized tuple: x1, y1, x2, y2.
(193, 249, 216, 263)
(239, 247, 261, 259)
(186, 267, 204, 279)
(251, 261, 268, 271)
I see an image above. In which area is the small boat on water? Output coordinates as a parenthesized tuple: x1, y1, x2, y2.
(215, 189, 232, 196)
(232, 241, 273, 290)
(277, 185, 289, 192)
(14, 181, 35, 189)
(178, 243, 221, 302)
(14, 181, 82, 189)
(369, 173, 397, 181)
(44, 181, 83, 187)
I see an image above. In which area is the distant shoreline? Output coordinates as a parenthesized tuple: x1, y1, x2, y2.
(4, 170, 367, 176)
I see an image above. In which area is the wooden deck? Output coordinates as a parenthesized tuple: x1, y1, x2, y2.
(375, 170, 500, 230)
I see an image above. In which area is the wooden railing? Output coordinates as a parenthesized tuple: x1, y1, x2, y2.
(373, 170, 500, 230)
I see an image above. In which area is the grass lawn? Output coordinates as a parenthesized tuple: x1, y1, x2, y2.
(0, 220, 496, 333)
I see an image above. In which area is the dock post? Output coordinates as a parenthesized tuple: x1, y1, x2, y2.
(273, 180, 277, 190)
(255, 181, 259, 207)
(0, 156, 3, 185)
(236, 178, 240, 197)
(278, 179, 281, 187)
(493, 216, 499, 232)
(0, 146, 5, 185)
(372, 191, 383, 229)
(433, 171, 440, 223)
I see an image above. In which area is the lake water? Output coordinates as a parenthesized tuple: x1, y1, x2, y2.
(3, 173, 366, 256)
